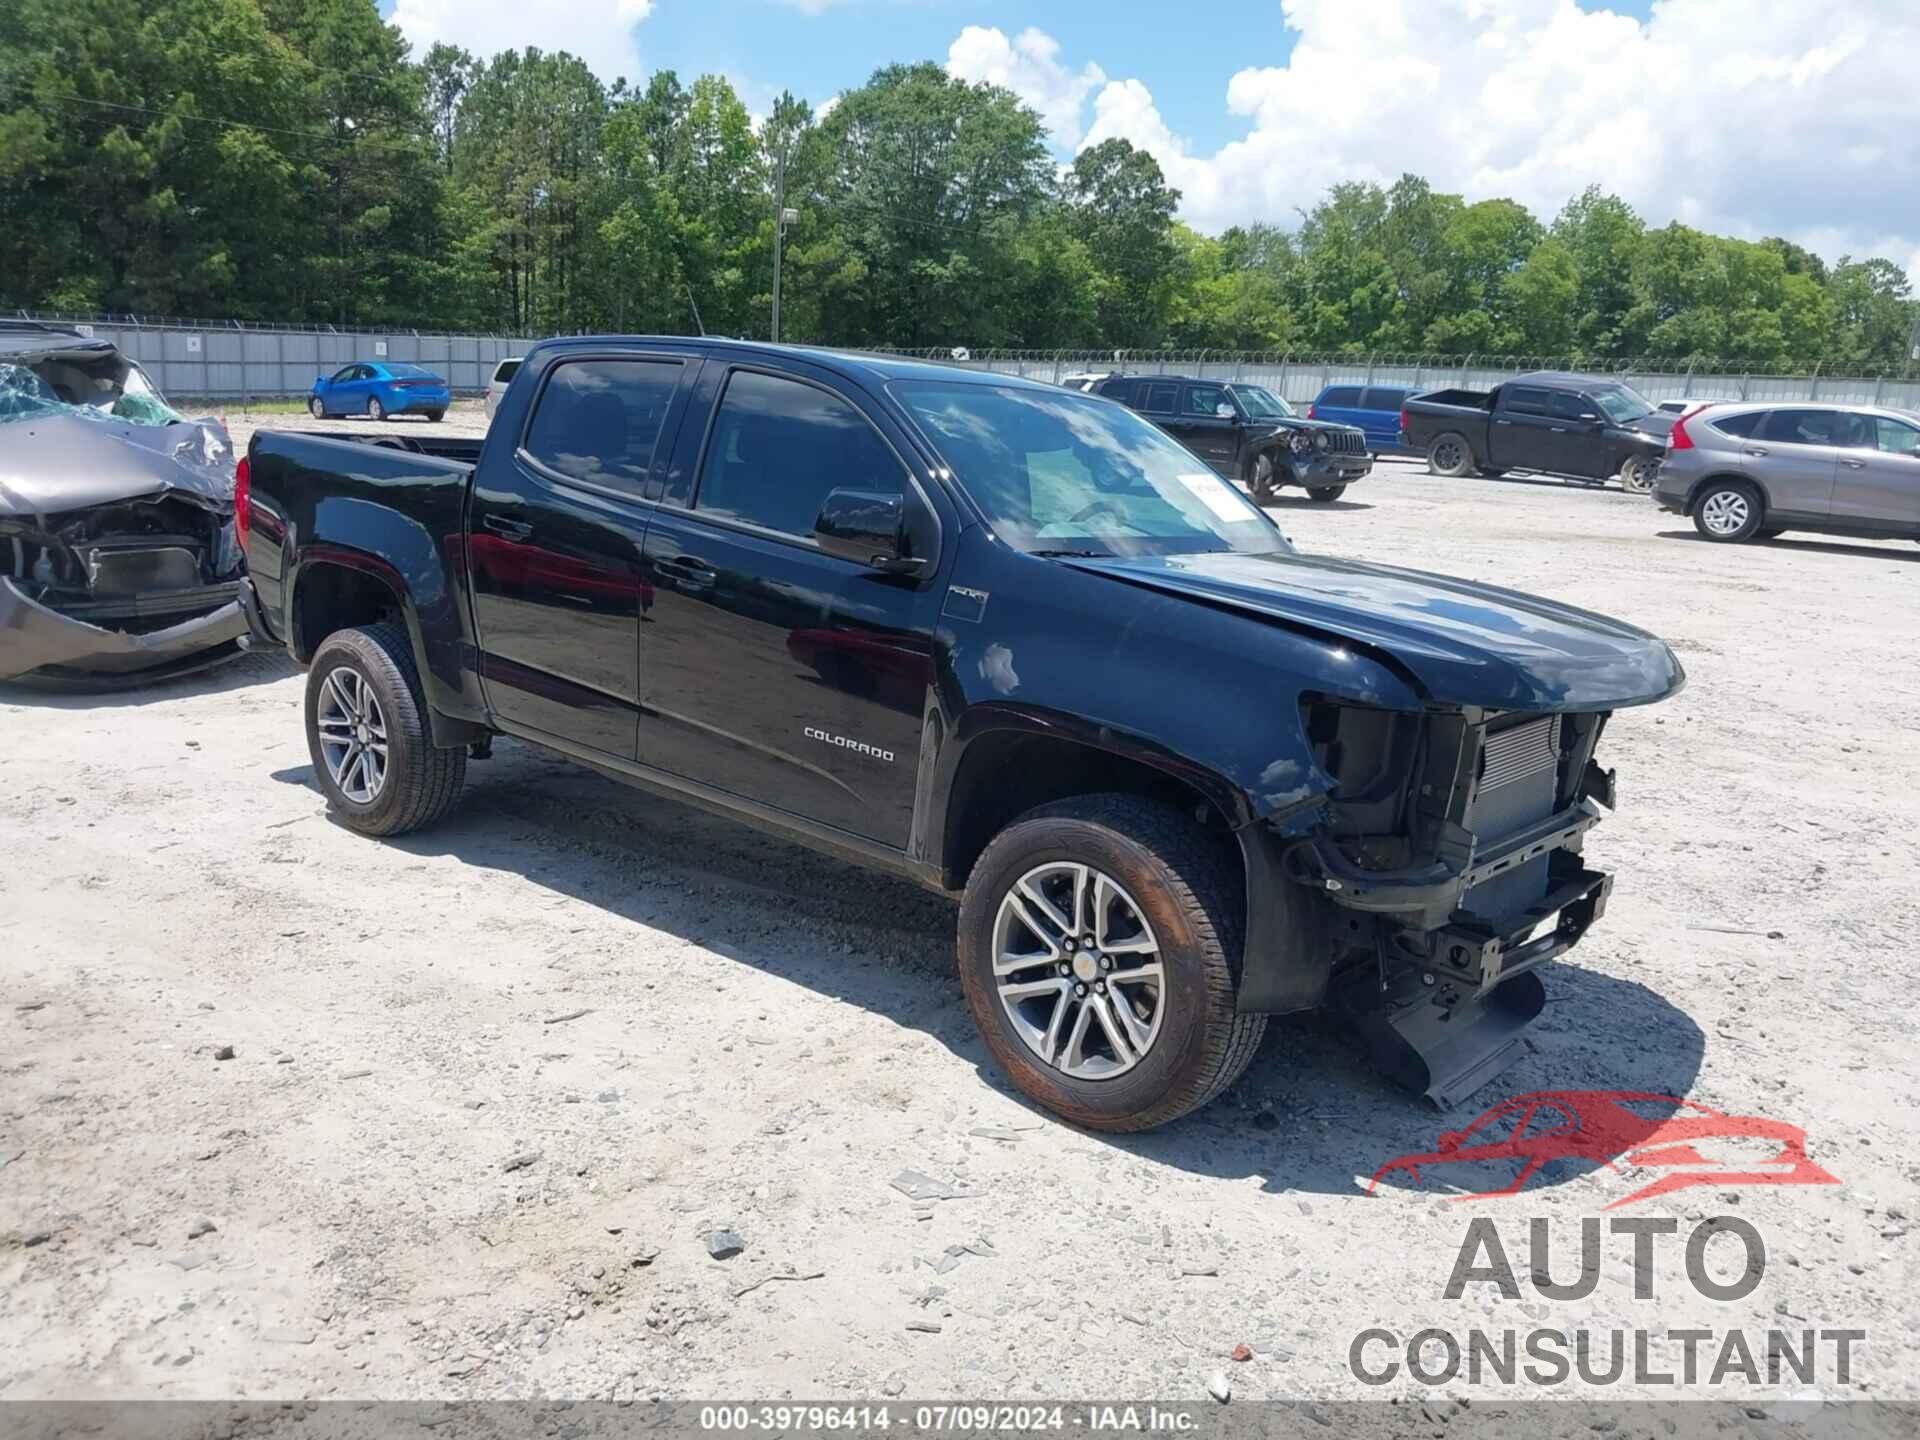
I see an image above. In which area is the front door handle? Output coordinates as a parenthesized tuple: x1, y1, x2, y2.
(482, 514, 533, 541)
(1495, 419, 1514, 426)
(655, 555, 717, 591)
(1840, 458, 1867, 469)
(1742, 447, 1770, 458)
(1549, 426, 1567, 433)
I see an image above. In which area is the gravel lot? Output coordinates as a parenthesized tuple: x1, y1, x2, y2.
(4, 405, 1917, 1407)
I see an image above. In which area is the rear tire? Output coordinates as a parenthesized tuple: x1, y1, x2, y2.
(1427, 432, 1478, 478)
(368, 395, 386, 422)
(1306, 485, 1346, 503)
(425, 409, 445, 423)
(1691, 480, 1764, 543)
(305, 622, 466, 836)
(957, 795, 1265, 1132)
(1756, 528, 1784, 540)
(308, 396, 325, 419)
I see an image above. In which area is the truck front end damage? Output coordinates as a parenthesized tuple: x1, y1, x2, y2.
(1271, 701, 1623, 1108)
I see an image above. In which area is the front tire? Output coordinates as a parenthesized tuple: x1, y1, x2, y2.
(305, 622, 466, 836)
(1247, 451, 1280, 501)
(1306, 485, 1346, 503)
(425, 409, 446, 423)
(308, 396, 325, 419)
(1428, 432, 1477, 478)
(1620, 455, 1658, 493)
(367, 395, 386, 422)
(1692, 480, 1764, 542)
(957, 795, 1265, 1132)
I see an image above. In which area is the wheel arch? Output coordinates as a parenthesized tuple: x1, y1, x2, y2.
(1685, 469, 1768, 515)
(289, 549, 485, 747)
(935, 717, 1335, 1018)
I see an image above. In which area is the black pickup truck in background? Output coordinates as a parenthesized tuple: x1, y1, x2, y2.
(1401, 371, 1674, 492)
(241, 337, 1683, 1130)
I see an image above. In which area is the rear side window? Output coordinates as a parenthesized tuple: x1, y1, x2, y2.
(1504, 386, 1551, 415)
(493, 359, 522, 384)
(695, 369, 903, 540)
(1871, 415, 1920, 455)
(1760, 409, 1848, 445)
(1143, 382, 1178, 414)
(1358, 387, 1407, 411)
(523, 358, 682, 493)
(1319, 386, 1362, 407)
(1707, 410, 1762, 438)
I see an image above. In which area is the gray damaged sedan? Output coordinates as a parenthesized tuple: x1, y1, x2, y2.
(0, 322, 255, 686)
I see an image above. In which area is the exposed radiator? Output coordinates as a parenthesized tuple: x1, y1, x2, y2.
(1481, 715, 1559, 792)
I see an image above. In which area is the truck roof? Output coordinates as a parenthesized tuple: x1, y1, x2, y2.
(1509, 370, 1637, 389)
(528, 336, 1057, 392)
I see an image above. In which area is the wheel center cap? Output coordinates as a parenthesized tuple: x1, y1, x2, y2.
(356, 724, 369, 744)
(1072, 953, 1099, 983)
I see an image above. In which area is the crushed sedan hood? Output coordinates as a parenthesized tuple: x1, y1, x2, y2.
(0, 412, 235, 517)
(1062, 549, 1684, 711)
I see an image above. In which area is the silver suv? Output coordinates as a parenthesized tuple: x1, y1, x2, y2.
(1653, 402, 1920, 544)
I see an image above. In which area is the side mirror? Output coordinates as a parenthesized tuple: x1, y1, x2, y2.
(1215, 403, 1235, 420)
(815, 488, 921, 574)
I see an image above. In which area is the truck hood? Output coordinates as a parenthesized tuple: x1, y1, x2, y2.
(1062, 549, 1684, 711)
(1628, 412, 1676, 441)
(1249, 417, 1361, 441)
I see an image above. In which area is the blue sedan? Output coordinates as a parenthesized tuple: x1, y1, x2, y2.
(308, 361, 450, 422)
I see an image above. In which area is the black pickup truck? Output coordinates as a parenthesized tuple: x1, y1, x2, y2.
(242, 338, 1683, 1130)
(1402, 371, 1673, 492)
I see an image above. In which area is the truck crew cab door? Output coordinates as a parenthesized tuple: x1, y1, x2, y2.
(635, 358, 948, 850)
(1549, 391, 1613, 478)
(1165, 382, 1243, 477)
(468, 350, 700, 756)
(1489, 385, 1559, 472)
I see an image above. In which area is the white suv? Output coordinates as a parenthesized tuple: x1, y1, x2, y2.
(484, 357, 523, 420)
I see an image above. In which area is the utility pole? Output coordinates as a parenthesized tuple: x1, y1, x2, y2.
(771, 143, 799, 344)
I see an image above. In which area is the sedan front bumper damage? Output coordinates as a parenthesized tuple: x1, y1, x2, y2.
(0, 575, 251, 684)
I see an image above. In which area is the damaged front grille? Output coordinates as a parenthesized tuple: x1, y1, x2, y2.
(2, 498, 242, 621)
(1479, 715, 1558, 791)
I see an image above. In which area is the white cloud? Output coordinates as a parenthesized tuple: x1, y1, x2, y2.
(980, 0, 1920, 274)
(945, 25, 1107, 151)
(391, 0, 653, 85)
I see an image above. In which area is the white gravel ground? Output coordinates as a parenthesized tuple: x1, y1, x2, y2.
(3, 408, 1916, 1408)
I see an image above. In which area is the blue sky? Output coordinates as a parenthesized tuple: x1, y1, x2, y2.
(382, 0, 1916, 273)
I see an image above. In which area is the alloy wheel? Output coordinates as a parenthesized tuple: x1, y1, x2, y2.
(316, 666, 389, 804)
(1700, 490, 1750, 536)
(991, 861, 1165, 1080)
(1433, 438, 1464, 472)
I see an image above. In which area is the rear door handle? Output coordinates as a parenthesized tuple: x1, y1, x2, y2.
(1742, 447, 1769, 458)
(1549, 426, 1567, 433)
(482, 515, 532, 541)
(1494, 419, 1514, 426)
(1840, 458, 1866, 469)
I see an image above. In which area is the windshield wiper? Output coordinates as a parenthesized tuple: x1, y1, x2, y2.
(1029, 548, 1107, 559)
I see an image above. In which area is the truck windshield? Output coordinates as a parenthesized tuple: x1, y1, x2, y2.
(1233, 385, 1295, 419)
(1592, 384, 1654, 424)
(894, 380, 1288, 558)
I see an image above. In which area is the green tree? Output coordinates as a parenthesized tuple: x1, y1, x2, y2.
(1066, 138, 1181, 348)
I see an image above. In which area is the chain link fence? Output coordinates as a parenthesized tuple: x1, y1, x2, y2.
(873, 348, 1920, 410)
(19, 311, 1920, 410)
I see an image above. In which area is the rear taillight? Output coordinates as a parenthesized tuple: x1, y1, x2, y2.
(1399, 407, 1409, 433)
(1668, 408, 1701, 451)
(234, 455, 251, 549)
(1306, 404, 1316, 418)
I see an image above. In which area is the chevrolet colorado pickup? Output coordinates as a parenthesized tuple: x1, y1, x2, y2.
(1403, 372, 1672, 491)
(242, 339, 1684, 1131)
